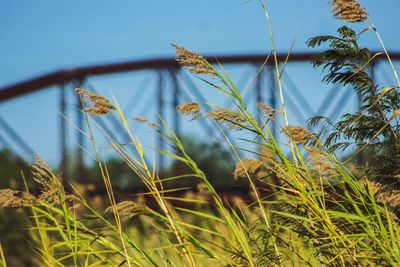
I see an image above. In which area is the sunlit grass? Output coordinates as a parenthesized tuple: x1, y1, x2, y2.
(1, 0, 400, 266)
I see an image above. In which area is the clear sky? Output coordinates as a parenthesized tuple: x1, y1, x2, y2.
(0, 0, 399, 166)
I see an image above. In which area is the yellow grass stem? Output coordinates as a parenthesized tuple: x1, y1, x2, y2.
(217, 122, 282, 264)
(368, 22, 400, 89)
(77, 94, 133, 267)
(259, 0, 297, 167)
(0, 243, 6, 267)
(110, 97, 198, 267)
(21, 171, 54, 266)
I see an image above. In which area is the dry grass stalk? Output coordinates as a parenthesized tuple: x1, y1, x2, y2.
(330, 0, 368, 23)
(257, 102, 275, 121)
(208, 109, 246, 129)
(75, 88, 115, 116)
(0, 188, 34, 209)
(233, 158, 264, 178)
(283, 126, 313, 145)
(31, 155, 78, 206)
(172, 44, 216, 77)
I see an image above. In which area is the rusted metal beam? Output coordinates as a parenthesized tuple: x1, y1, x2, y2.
(255, 66, 263, 127)
(59, 85, 68, 178)
(157, 71, 165, 172)
(267, 65, 277, 138)
(169, 68, 181, 137)
(74, 80, 86, 183)
(2, 51, 398, 103)
(0, 116, 34, 162)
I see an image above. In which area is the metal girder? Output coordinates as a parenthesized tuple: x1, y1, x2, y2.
(75, 80, 86, 183)
(267, 66, 277, 138)
(156, 71, 165, 171)
(169, 68, 181, 137)
(1, 51, 400, 175)
(0, 116, 34, 162)
(2, 52, 399, 103)
(59, 85, 68, 177)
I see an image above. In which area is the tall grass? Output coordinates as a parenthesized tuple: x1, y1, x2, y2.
(1, 0, 400, 266)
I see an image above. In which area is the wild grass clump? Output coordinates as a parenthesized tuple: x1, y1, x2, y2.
(1, 1, 400, 266)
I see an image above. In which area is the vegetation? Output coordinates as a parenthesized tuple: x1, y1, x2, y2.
(0, 149, 29, 188)
(1, 0, 400, 266)
(308, 25, 400, 191)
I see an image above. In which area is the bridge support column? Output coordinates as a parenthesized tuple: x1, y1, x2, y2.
(170, 69, 181, 137)
(75, 80, 86, 183)
(157, 71, 165, 173)
(267, 65, 277, 139)
(255, 66, 264, 127)
(59, 84, 68, 178)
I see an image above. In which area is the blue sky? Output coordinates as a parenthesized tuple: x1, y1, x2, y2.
(0, 0, 399, 166)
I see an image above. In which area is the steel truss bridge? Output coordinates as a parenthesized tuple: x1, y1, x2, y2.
(0, 52, 399, 181)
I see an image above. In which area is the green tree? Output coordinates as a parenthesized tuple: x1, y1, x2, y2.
(308, 26, 400, 189)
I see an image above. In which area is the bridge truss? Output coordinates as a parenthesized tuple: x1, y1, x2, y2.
(0, 52, 399, 180)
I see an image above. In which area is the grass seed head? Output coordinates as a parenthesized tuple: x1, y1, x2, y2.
(176, 102, 201, 115)
(31, 155, 78, 206)
(176, 102, 202, 120)
(257, 102, 275, 120)
(106, 201, 149, 221)
(330, 0, 368, 23)
(133, 117, 160, 128)
(363, 180, 400, 208)
(85, 107, 111, 116)
(172, 44, 216, 77)
(305, 146, 337, 178)
(259, 146, 275, 163)
(283, 126, 313, 145)
(233, 158, 264, 178)
(208, 109, 246, 129)
(75, 88, 115, 116)
(0, 189, 34, 209)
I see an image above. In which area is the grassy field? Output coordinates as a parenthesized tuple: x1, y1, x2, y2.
(1, 1, 400, 266)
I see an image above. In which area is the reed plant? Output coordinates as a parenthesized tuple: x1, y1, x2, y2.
(1, 0, 400, 266)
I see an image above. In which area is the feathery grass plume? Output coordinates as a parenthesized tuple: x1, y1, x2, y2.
(176, 102, 202, 120)
(0, 188, 34, 209)
(172, 44, 216, 77)
(282, 126, 312, 145)
(75, 88, 115, 116)
(330, 0, 368, 23)
(233, 158, 264, 178)
(257, 102, 275, 121)
(208, 109, 246, 129)
(106, 201, 149, 221)
(31, 155, 78, 206)
(363, 180, 400, 209)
